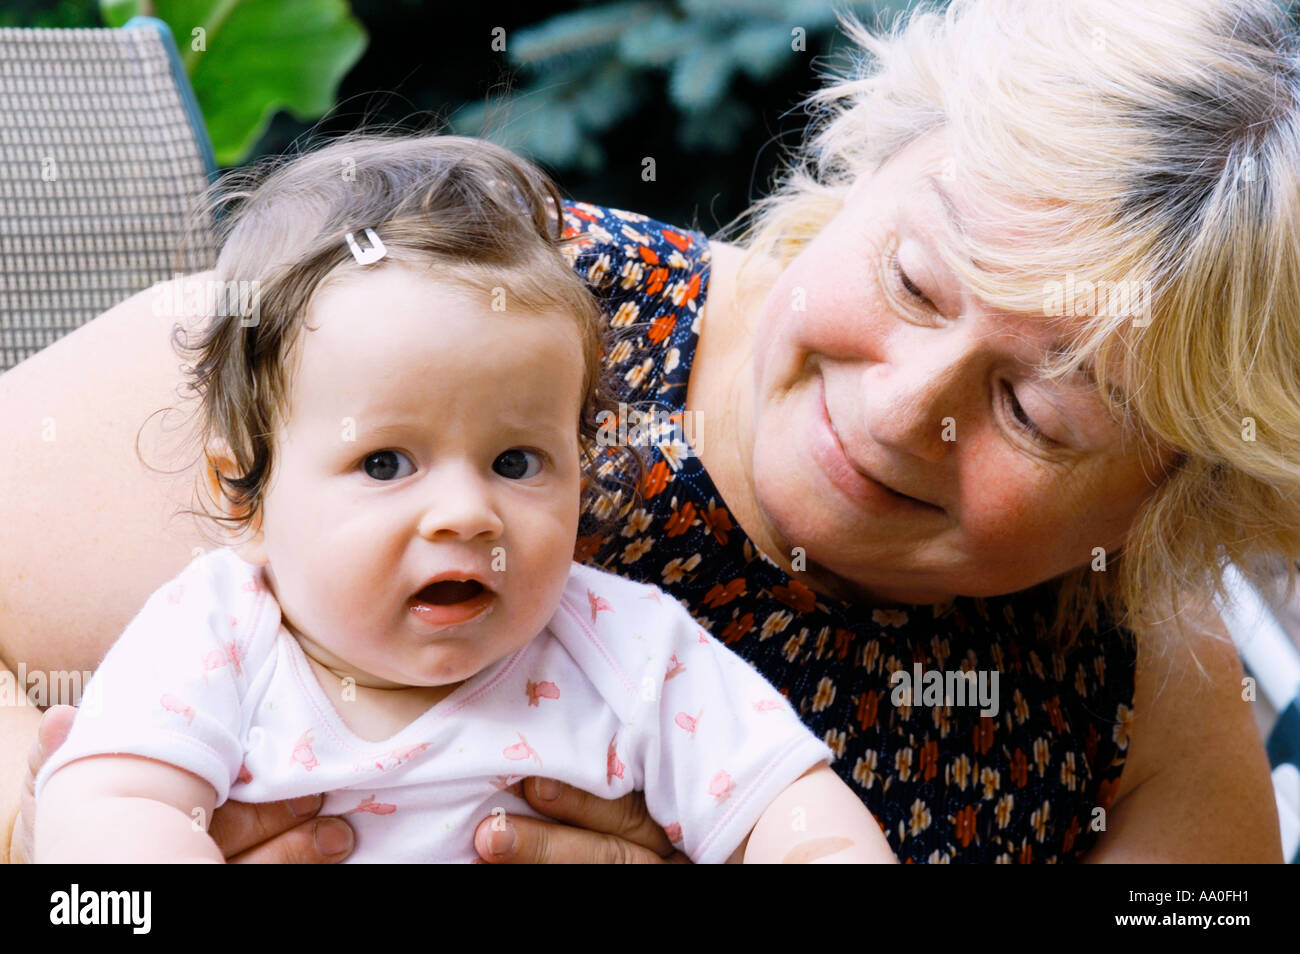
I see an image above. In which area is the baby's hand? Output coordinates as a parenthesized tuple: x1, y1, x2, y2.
(18, 705, 355, 864)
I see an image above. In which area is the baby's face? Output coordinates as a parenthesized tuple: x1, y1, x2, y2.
(234, 261, 586, 691)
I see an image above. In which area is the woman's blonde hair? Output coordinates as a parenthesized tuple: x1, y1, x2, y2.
(151, 131, 643, 547)
(726, 0, 1300, 652)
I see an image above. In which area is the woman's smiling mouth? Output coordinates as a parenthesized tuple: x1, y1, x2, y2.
(807, 374, 944, 515)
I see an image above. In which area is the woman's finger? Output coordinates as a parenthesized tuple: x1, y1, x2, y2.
(208, 795, 353, 863)
(472, 813, 690, 864)
(225, 816, 356, 865)
(12, 705, 80, 863)
(522, 777, 677, 855)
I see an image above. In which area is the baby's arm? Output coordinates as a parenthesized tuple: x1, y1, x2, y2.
(730, 763, 898, 864)
(36, 754, 221, 864)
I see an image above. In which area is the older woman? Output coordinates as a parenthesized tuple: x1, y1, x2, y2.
(3, 0, 1294, 862)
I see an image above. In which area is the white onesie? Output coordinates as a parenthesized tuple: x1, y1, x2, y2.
(35, 548, 833, 863)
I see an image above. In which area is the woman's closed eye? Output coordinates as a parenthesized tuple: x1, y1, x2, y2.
(887, 245, 936, 311)
(1000, 381, 1054, 445)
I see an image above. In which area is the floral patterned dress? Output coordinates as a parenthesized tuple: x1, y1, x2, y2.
(560, 200, 1135, 863)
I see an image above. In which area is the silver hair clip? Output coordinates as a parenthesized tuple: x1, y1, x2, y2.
(345, 228, 387, 265)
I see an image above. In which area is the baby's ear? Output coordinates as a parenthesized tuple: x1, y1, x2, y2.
(204, 441, 268, 566)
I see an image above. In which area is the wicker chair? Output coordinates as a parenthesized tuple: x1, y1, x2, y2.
(0, 15, 219, 373)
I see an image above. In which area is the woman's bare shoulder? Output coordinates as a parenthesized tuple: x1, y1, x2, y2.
(1093, 602, 1280, 861)
(0, 272, 217, 672)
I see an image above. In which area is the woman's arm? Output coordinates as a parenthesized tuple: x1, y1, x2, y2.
(1084, 604, 1282, 862)
(0, 277, 353, 864)
(36, 755, 222, 864)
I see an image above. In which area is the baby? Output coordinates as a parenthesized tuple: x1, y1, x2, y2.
(34, 133, 896, 864)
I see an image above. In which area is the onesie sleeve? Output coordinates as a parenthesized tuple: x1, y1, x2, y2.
(33, 548, 273, 806)
(638, 612, 836, 864)
(546, 564, 836, 864)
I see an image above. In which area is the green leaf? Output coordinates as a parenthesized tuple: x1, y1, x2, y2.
(152, 0, 367, 166)
(100, 0, 143, 29)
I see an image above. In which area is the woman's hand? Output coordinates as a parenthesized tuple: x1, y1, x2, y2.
(14, 705, 356, 864)
(472, 778, 691, 863)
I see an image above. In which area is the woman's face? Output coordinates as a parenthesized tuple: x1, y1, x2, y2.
(750, 129, 1178, 605)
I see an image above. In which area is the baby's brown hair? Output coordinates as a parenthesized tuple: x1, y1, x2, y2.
(155, 131, 641, 548)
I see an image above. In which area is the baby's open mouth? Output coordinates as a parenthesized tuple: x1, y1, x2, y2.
(414, 580, 487, 605)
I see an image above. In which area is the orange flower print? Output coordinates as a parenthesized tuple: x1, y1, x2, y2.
(622, 507, 653, 536)
(699, 499, 734, 545)
(1084, 723, 1100, 768)
(624, 357, 654, 391)
(952, 804, 979, 848)
(1017, 840, 1034, 864)
(1060, 751, 1078, 791)
(872, 608, 908, 628)
(661, 553, 701, 584)
(640, 459, 670, 498)
(995, 794, 1014, 829)
(855, 690, 880, 732)
(1094, 654, 1107, 685)
(1033, 737, 1051, 775)
(1075, 664, 1089, 698)
(586, 252, 612, 286)
(909, 798, 932, 836)
(703, 577, 746, 608)
(647, 313, 676, 344)
(1030, 800, 1051, 843)
(823, 729, 846, 759)
(677, 271, 701, 307)
(661, 228, 692, 252)
(646, 266, 669, 295)
(895, 747, 914, 783)
(918, 740, 939, 782)
(811, 676, 836, 713)
(931, 704, 951, 737)
(608, 338, 633, 364)
(759, 609, 793, 641)
(950, 753, 971, 790)
(860, 640, 881, 674)
(664, 501, 697, 537)
(972, 717, 995, 756)
(622, 537, 652, 563)
(1010, 748, 1029, 788)
(1013, 689, 1030, 725)
(980, 767, 1000, 800)
(1043, 696, 1068, 734)
(638, 245, 660, 266)
(771, 578, 817, 614)
(832, 628, 853, 660)
(813, 626, 830, 658)
(1062, 816, 1082, 854)
(1113, 703, 1133, 750)
(930, 635, 950, 669)
(719, 613, 754, 646)
(573, 533, 605, 563)
(610, 300, 640, 328)
(781, 628, 806, 663)
(852, 750, 879, 790)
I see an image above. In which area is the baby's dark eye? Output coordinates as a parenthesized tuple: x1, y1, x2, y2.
(493, 449, 543, 480)
(362, 450, 415, 481)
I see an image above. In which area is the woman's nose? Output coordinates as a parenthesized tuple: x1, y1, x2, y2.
(416, 464, 505, 542)
(860, 335, 974, 464)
